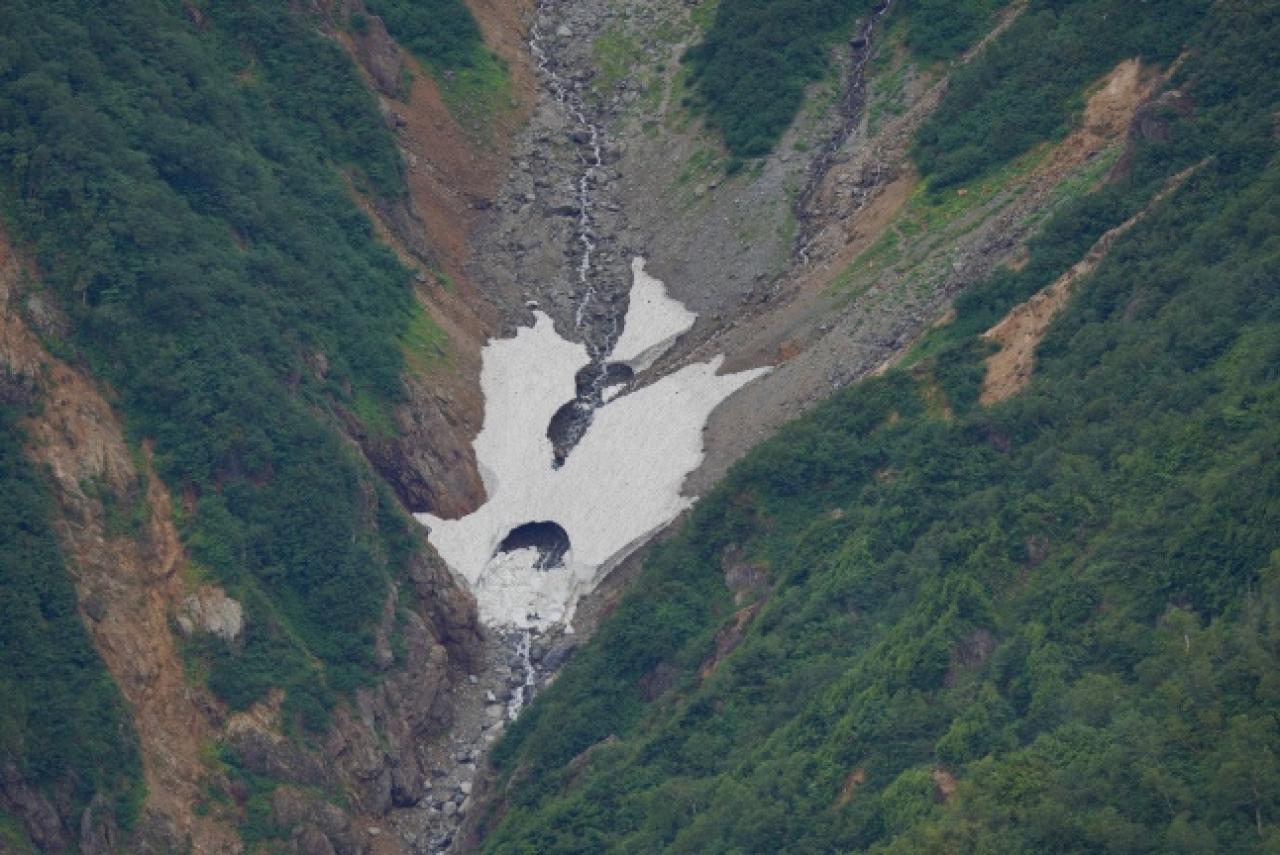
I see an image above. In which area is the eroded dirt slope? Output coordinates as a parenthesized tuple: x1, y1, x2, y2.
(0, 230, 240, 853)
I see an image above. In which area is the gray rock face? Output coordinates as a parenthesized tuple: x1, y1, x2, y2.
(175, 585, 243, 642)
(272, 785, 367, 855)
(210, 546, 475, 849)
(353, 12, 404, 97)
(0, 761, 69, 852)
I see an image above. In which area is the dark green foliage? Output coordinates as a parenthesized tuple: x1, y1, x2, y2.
(684, 0, 875, 158)
(683, 0, 1006, 158)
(913, 0, 1212, 190)
(481, 3, 1280, 850)
(0, 0, 422, 720)
(900, 0, 1005, 61)
(0, 407, 143, 832)
(363, 0, 486, 70)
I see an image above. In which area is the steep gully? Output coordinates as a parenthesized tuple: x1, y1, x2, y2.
(795, 0, 893, 267)
(528, 5, 622, 464)
(381, 2, 769, 849)
(498, 0, 610, 715)
(405, 2, 914, 842)
(418, 0, 765, 694)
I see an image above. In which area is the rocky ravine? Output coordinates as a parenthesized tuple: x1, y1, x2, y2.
(0, 0, 1191, 850)
(0, 224, 491, 855)
(441, 2, 1192, 842)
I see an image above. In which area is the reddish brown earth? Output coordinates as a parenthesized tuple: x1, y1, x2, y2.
(0, 231, 241, 852)
(335, 0, 541, 519)
(981, 159, 1204, 405)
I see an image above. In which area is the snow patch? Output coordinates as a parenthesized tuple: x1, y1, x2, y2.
(608, 258, 697, 373)
(416, 259, 768, 629)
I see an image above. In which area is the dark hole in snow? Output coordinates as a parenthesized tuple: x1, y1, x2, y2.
(496, 521, 571, 570)
(547, 362, 636, 467)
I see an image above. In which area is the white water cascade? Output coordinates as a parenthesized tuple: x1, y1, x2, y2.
(528, 11, 606, 333)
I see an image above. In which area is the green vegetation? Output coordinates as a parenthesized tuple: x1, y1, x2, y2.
(481, 2, 1280, 850)
(439, 50, 512, 135)
(683, 0, 1208, 175)
(0, 0, 431, 726)
(683, 0, 875, 157)
(683, 0, 1007, 158)
(0, 407, 143, 833)
(362, 0, 511, 132)
(913, 0, 1212, 190)
(0, 811, 38, 854)
(593, 28, 647, 97)
(402, 303, 450, 375)
(363, 0, 487, 71)
(900, 0, 1006, 61)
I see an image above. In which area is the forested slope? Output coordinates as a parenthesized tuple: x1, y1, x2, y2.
(479, 1, 1280, 851)
(0, 0, 490, 848)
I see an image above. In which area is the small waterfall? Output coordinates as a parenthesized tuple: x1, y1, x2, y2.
(506, 630, 537, 720)
(528, 9, 607, 337)
(528, 2, 624, 461)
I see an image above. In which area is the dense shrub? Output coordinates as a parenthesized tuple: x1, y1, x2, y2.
(363, 0, 486, 70)
(913, 0, 1212, 189)
(684, 0, 875, 157)
(0, 0, 430, 722)
(684, 0, 1007, 158)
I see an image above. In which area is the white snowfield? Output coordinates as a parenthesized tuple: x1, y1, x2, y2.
(416, 259, 769, 629)
(608, 257, 697, 372)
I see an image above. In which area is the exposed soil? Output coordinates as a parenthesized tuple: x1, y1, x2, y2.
(0, 231, 241, 853)
(334, 0, 544, 521)
(682, 52, 1176, 494)
(981, 159, 1205, 405)
(932, 768, 958, 803)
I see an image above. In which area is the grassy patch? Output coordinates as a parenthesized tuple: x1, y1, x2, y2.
(437, 50, 512, 139)
(350, 389, 397, 439)
(593, 27, 646, 96)
(401, 303, 450, 375)
(831, 146, 1047, 298)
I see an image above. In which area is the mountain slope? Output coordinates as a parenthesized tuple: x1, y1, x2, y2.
(1, 0, 1276, 851)
(0, 0, 508, 849)
(476, 1, 1280, 850)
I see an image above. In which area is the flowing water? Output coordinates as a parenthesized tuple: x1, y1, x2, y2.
(529, 4, 625, 462)
(506, 630, 537, 721)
